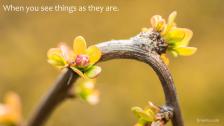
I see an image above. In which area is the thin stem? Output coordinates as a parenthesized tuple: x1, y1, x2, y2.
(25, 69, 78, 126)
(25, 31, 184, 126)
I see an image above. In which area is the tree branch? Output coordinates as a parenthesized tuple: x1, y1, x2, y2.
(25, 31, 184, 126)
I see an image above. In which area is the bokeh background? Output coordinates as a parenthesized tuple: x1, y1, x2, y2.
(0, 0, 224, 126)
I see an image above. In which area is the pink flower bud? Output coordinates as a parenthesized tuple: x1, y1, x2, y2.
(75, 54, 89, 67)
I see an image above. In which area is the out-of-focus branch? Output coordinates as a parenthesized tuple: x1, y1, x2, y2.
(24, 68, 78, 126)
(25, 31, 184, 126)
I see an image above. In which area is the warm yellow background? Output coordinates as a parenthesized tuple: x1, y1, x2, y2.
(0, 0, 223, 126)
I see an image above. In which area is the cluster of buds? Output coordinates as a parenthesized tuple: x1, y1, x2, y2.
(132, 101, 173, 126)
(75, 79, 99, 105)
(47, 36, 102, 79)
(149, 11, 197, 65)
(48, 36, 102, 104)
(0, 92, 22, 126)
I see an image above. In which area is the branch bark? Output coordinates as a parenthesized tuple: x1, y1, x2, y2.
(25, 31, 184, 126)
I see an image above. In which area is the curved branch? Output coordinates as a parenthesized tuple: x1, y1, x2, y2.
(25, 31, 184, 126)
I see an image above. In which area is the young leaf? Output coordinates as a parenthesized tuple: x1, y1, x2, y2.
(47, 48, 66, 68)
(86, 46, 102, 65)
(174, 47, 197, 56)
(73, 36, 87, 54)
(164, 28, 186, 43)
(165, 11, 177, 34)
(70, 67, 87, 79)
(85, 66, 102, 79)
(132, 107, 144, 118)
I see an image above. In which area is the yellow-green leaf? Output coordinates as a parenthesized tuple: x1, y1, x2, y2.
(132, 107, 144, 118)
(166, 11, 177, 32)
(170, 50, 179, 57)
(85, 45, 101, 65)
(175, 29, 193, 47)
(75, 79, 93, 99)
(139, 111, 154, 122)
(73, 36, 87, 55)
(132, 107, 154, 122)
(151, 15, 166, 32)
(174, 47, 197, 56)
(85, 66, 102, 79)
(147, 101, 160, 113)
(164, 28, 186, 43)
(47, 48, 66, 67)
(47, 48, 61, 58)
(146, 109, 155, 118)
(70, 67, 87, 79)
(135, 122, 145, 126)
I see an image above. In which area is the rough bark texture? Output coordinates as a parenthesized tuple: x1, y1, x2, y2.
(25, 30, 184, 126)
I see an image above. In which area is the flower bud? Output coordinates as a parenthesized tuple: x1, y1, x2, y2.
(75, 54, 90, 67)
(151, 15, 166, 32)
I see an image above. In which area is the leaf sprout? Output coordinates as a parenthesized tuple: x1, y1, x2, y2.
(75, 79, 99, 105)
(150, 11, 197, 64)
(0, 92, 22, 126)
(132, 101, 173, 126)
(47, 36, 102, 79)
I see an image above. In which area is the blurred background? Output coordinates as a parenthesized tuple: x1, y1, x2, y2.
(0, 0, 224, 126)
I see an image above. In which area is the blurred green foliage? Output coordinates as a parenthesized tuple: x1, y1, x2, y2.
(0, 0, 224, 126)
